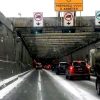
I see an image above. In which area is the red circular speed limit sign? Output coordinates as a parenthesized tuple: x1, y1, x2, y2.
(64, 12, 73, 21)
(34, 12, 43, 21)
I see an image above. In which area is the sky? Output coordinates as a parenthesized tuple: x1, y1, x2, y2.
(0, 0, 99, 17)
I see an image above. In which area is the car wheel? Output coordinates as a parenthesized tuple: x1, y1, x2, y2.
(97, 82, 100, 95)
(56, 70, 59, 75)
(66, 74, 68, 79)
(68, 76, 73, 80)
(86, 75, 90, 80)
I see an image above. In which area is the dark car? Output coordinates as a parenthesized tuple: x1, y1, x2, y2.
(36, 63, 42, 70)
(44, 64, 51, 70)
(51, 64, 59, 71)
(96, 74, 100, 95)
(55, 62, 69, 75)
(95, 63, 100, 95)
(66, 61, 90, 80)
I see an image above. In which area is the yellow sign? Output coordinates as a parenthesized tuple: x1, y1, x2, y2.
(55, 0, 83, 11)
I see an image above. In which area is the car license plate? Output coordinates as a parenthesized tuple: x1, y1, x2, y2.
(78, 68, 82, 71)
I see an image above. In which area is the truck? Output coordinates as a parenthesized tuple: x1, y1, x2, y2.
(90, 48, 100, 95)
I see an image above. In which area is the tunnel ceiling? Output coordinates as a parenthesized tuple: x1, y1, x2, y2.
(15, 27, 99, 58)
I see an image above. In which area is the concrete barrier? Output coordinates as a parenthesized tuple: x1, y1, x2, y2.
(0, 70, 32, 90)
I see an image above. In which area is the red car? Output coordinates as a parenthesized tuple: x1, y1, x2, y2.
(44, 64, 51, 70)
(66, 61, 90, 80)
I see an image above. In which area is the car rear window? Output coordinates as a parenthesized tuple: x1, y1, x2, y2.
(60, 63, 69, 66)
(73, 62, 86, 67)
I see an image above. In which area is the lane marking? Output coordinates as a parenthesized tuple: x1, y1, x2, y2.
(37, 71, 42, 100)
(38, 71, 42, 91)
(0, 70, 33, 99)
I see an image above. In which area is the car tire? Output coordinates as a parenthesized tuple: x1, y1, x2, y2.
(68, 76, 73, 80)
(97, 82, 100, 95)
(86, 75, 90, 80)
(66, 75, 68, 79)
(56, 70, 59, 75)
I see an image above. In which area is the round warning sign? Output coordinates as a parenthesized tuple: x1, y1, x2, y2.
(34, 12, 43, 21)
(64, 12, 73, 21)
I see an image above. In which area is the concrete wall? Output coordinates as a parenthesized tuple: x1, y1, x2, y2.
(64, 42, 100, 64)
(0, 12, 32, 80)
(0, 12, 13, 31)
(71, 43, 96, 61)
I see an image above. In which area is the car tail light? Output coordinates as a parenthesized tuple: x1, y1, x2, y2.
(69, 66, 74, 73)
(82, 65, 89, 73)
(86, 64, 90, 69)
(47, 66, 49, 68)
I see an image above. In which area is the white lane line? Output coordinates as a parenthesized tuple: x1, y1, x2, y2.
(38, 71, 42, 91)
(44, 70, 100, 100)
(37, 71, 42, 100)
(0, 70, 33, 99)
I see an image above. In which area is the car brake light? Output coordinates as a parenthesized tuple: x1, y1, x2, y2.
(69, 66, 74, 73)
(70, 66, 73, 70)
(86, 64, 90, 69)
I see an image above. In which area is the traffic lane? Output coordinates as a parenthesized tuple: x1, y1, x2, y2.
(52, 72, 99, 97)
(58, 73, 97, 96)
(1, 69, 72, 100)
(45, 70, 100, 100)
(69, 80, 97, 96)
(1, 70, 38, 100)
(1, 69, 100, 100)
(40, 70, 74, 100)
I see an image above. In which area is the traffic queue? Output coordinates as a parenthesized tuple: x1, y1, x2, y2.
(32, 58, 100, 95)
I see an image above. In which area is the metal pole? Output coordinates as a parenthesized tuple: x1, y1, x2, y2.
(80, 11, 81, 26)
(58, 11, 61, 26)
(74, 12, 76, 26)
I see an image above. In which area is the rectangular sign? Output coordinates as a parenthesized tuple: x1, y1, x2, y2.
(64, 12, 74, 26)
(55, 0, 83, 11)
(33, 12, 43, 27)
(95, 11, 100, 26)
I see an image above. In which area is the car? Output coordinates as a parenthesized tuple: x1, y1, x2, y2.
(66, 61, 90, 80)
(96, 75, 100, 95)
(44, 64, 51, 70)
(55, 62, 69, 75)
(36, 62, 42, 69)
(95, 63, 100, 95)
(51, 64, 59, 71)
